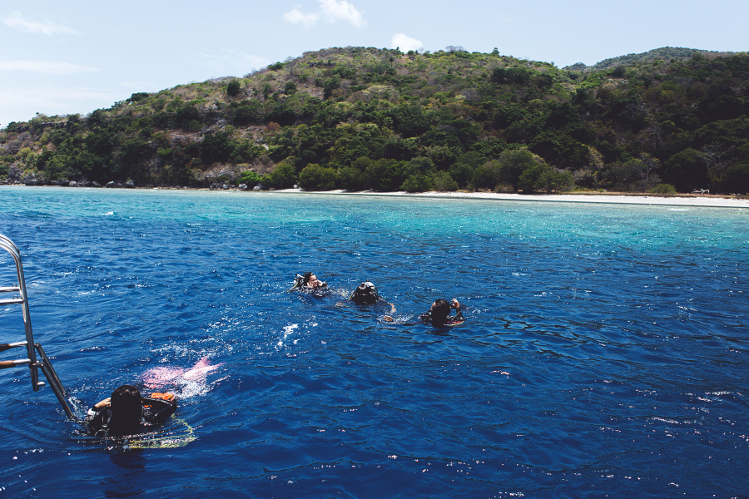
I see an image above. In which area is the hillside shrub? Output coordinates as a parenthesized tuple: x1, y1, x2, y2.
(299, 164, 337, 190)
(649, 183, 677, 194)
(433, 171, 458, 191)
(263, 162, 296, 189)
(402, 174, 432, 192)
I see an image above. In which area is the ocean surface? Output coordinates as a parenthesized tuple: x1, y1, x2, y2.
(0, 186, 747, 498)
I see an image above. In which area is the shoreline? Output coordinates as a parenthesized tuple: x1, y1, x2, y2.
(3, 184, 748, 208)
(271, 188, 749, 209)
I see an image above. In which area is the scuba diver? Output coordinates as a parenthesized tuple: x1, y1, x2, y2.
(420, 298, 464, 326)
(349, 281, 381, 305)
(349, 281, 396, 321)
(289, 272, 328, 291)
(86, 384, 177, 438)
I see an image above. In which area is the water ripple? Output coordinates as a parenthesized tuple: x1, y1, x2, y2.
(1, 187, 747, 497)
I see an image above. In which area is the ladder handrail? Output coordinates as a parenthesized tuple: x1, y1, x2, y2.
(1, 233, 72, 418)
(0, 235, 40, 390)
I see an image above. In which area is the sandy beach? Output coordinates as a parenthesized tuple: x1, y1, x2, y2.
(274, 189, 749, 209)
(5, 184, 747, 208)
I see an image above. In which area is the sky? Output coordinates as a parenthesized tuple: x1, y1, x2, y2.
(1, 0, 747, 128)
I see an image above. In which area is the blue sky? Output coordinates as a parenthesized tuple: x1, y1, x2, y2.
(1, 0, 747, 127)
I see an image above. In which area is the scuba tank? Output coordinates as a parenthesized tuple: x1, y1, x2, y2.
(289, 273, 305, 291)
(349, 281, 380, 304)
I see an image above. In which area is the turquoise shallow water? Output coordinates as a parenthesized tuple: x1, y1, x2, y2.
(0, 186, 747, 498)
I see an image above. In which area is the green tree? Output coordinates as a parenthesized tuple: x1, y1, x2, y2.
(404, 156, 435, 177)
(230, 101, 260, 126)
(299, 163, 337, 190)
(663, 148, 710, 192)
(529, 131, 590, 169)
(449, 162, 474, 188)
(637, 153, 661, 193)
(238, 170, 262, 187)
(231, 141, 265, 164)
(266, 101, 297, 127)
(517, 160, 574, 193)
(284, 81, 298, 95)
(300, 164, 331, 188)
(323, 76, 341, 99)
(383, 138, 418, 161)
(338, 166, 366, 191)
(722, 162, 749, 194)
(365, 159, 406, 191)
(498, 149, 538, 191)
(227, 80, 241, 97)
(518, 162, 550, 193)
(401, 174, 432, 192)
(471, 161, 500, 190)
(650, 183, 677, 194)
(432, 171, 458, 191)
(601, 161, 644, 192)
(201, 132, 232, 165)
(263, 162, 297, 189)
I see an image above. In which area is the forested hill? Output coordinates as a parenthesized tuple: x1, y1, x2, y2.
(2, 46, 748, 194)
(565, 47, 735, 72)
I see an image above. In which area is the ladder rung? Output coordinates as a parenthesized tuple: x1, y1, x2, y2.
(0, 286, 21, 293)
(0, 341, 27, 352)
(0, 359, 31, 369)
(0, 298, 24, 305)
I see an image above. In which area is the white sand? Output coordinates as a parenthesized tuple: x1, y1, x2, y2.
(273, 189, 749, 209)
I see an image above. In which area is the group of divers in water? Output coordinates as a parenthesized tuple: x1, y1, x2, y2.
(84, 271, 464, 440)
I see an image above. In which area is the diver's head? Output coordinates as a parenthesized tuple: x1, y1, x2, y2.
(108, 384, 142, 435)
(430, 299, 451, 325)
(351, 281, 379, 304)
(302, 272, 319, 287)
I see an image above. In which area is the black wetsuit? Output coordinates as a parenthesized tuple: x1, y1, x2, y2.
(304, 282, 327, 290)
(86, 396, 177, 437)
(420, 306, 464, 326)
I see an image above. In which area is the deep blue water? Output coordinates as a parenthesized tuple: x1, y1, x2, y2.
(1, 186, 747, 498)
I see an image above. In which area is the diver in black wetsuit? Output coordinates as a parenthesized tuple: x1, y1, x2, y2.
(301, 272, 326, 289)
(86, 384, 177, 438)
(290, 272, 328, 291)
(349, 281, 396, 321)
(420, 298, 464, 326)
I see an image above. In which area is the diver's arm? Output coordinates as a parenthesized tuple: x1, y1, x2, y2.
(85, 401, 109, 432)
(381, 301, 396, 321)
(93, 397, 111, 410)
(451, 299, 464, 321)
(85, 397, 110, 423)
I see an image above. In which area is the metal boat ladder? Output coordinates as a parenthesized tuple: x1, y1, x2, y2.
(0, 233, 73, 418)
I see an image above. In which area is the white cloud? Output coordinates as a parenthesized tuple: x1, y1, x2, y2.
(391, 33, 423, 53)
(1, 11, 80, 36)
(283, 0, 365, 28)
(283, 8, 320, 28)
(0, 59, 100, 74)
(319, 0, 366, 27)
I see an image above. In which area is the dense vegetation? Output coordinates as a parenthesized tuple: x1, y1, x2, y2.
(2, 46, 748, 194)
